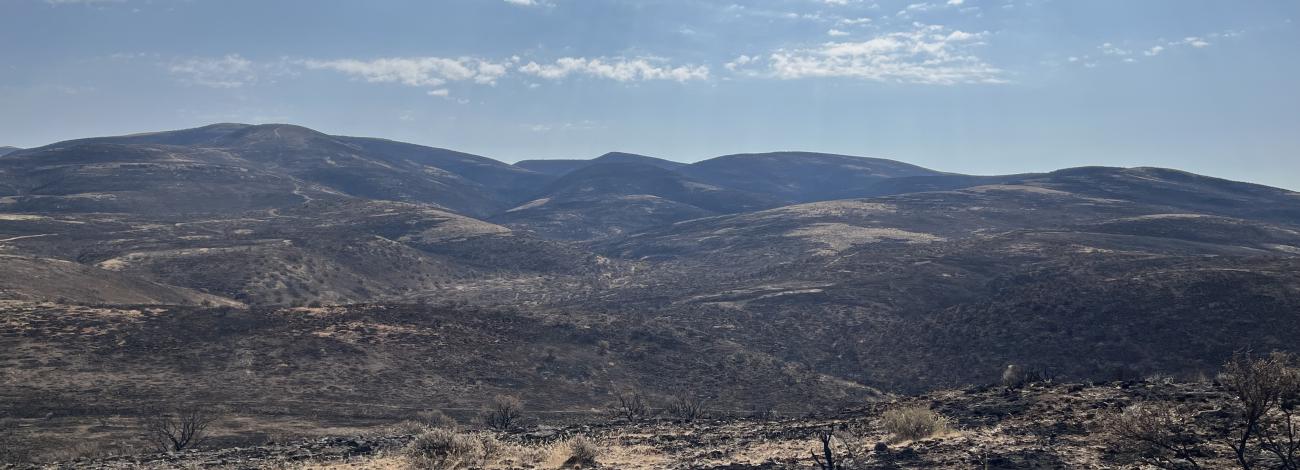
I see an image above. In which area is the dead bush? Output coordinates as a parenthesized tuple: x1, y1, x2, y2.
(666, 394, 707, 422)
(811, 428, 844, 470)
(808, 426, 875, 470)
(562, 436, 599, 467)
(389, 420, 430, 436)
(404, 428, 482, 468)
(1104, 402, 1205, 469)
(416, 409, 458, 429)
(477, 433, 503, 461)
(139, 405, 220, 452)
(614, 391, 651, 423)
(481, 395, 523, 431)
(1002, 364, 1052, 389)
(881, 405, 951, 442)
(1222, 351, 1300, 470)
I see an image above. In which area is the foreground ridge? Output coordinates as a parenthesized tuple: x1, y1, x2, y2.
(32, 381, 1246, 469)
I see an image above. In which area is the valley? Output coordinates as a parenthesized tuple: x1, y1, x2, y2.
(2, 124, 1299, 467)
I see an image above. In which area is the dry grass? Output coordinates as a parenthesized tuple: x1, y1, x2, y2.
(397, 428, 560, 469)
(403, 428, 482, 468)
(386, 420, 429, 436)
(881, 405, 952, 443)
(561, 435, 599, 467)
(415, 409, 458, 429)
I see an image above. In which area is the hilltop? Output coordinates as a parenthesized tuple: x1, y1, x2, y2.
(2, 124, 1299, 467)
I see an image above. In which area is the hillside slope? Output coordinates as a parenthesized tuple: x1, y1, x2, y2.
(2, 124, 550, 217)
(491, 162, 779, 240)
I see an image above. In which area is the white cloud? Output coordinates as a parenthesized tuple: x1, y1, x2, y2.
(525, 120, 603, 132)
(1100, 43, 1131, 56)
(1077, 31, 1230, 68)
(518, 57, 710, 82)
(302, 56, 510, 92)
(947, 0, 965, 4)
(43, 0, 124, 4)
(896, 2, 934, 17)
(503, 0, 539, 5)
(725, 55, 757, 72)
(169, 54, 256, 88)
(827, 29, 851, 37)
(838, 17, 872, 25)
(427, 89, 450, 97)
(739, 24, 1004, 85)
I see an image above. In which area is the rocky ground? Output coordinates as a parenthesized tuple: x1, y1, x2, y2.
(12, 380, 1258, 469)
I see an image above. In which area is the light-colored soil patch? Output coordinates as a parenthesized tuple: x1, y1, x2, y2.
(768, 200, 896, 218)
(0, 213, 49, 221)
(506, 198, 551, 212)
(787, 223, 943, 254)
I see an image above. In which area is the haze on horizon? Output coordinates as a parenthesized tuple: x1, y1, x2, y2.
(2, 0, 1298, 190)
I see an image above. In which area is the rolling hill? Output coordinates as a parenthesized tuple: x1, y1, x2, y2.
(491, 161, 780, 240)
(680, 151, 945, 203)
(514, 151, 685, 176)
(3, 123, 551, 217)
(3, 124, 1300, 464)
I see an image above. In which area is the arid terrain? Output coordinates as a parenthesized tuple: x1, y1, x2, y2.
(2, 124, 1299, 467)
(11, 378, 1295, 469)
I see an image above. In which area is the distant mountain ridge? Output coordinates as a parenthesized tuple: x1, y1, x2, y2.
(491, 161, 780, 239)
(4, 122, 1300, 427)
(515, 151, 686, 176)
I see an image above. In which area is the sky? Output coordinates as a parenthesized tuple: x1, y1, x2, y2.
(2, 0, 1298, 189)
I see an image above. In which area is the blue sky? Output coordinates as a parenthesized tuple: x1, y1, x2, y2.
(2, 0, 1298, 189)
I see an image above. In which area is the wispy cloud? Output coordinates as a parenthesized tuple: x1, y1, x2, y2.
(525, 120, 604, 132)
(301, 57, 512, 94)
(168, 54, 257, 88)
(732, 24, 1005, 85)
(518, 57, 710, 82)
(503, 0, 554, 7)
(1072, 30, 1241, 67)
(43, 0, 124, 4)
(838, 17, 873, 26)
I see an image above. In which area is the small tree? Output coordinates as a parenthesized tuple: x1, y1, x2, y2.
(811, 428, 845, 470)
(481, 395, 523, 431)
(1222, 351, 1300, 470)
(141, 405, 219, 452)
(1104, 402, 1204, 469)
(665, 394, 707, 422)
(614, 391, 651, 423)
